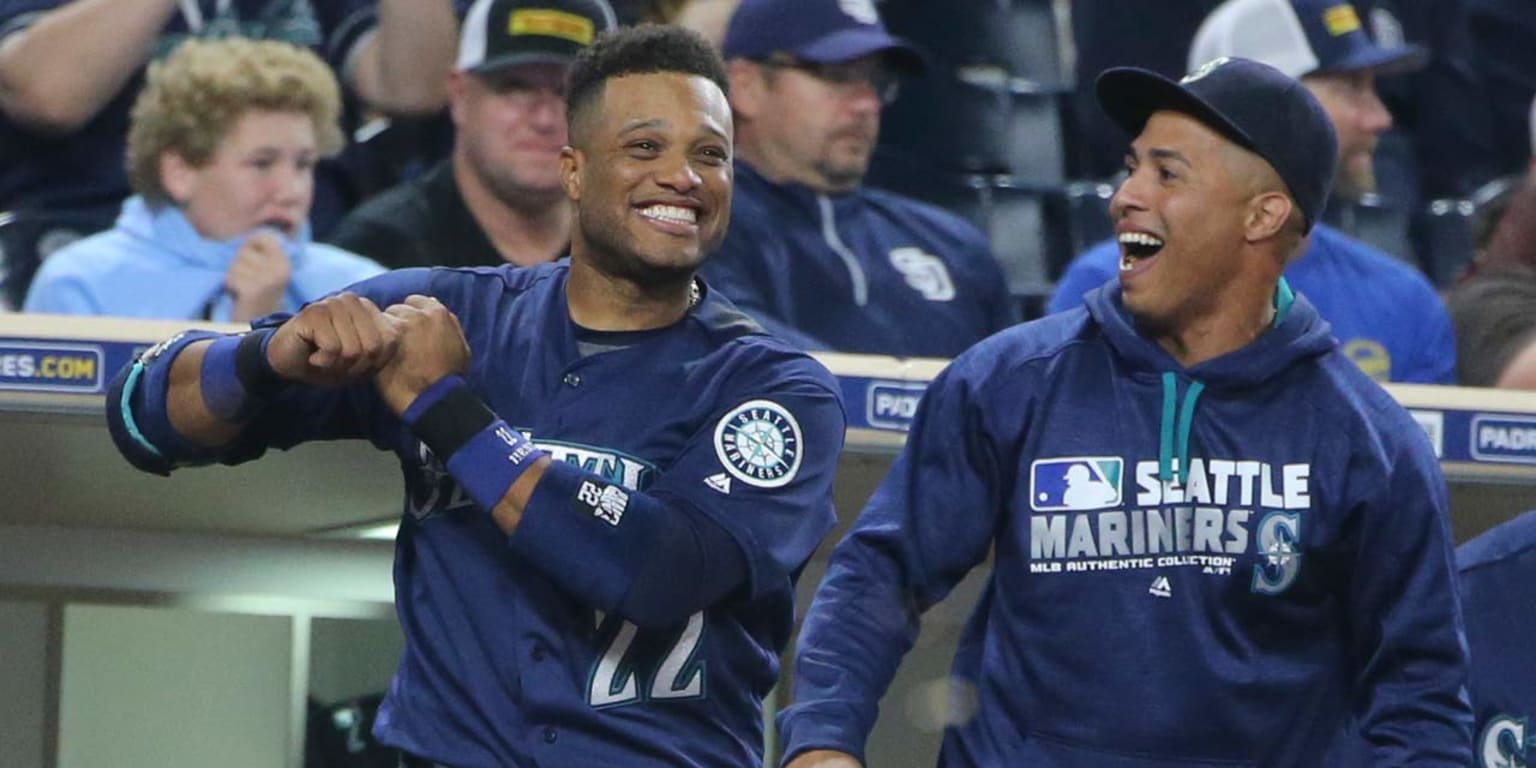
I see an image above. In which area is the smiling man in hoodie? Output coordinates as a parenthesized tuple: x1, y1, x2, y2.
(23, 38, 381, 321)
(780, 57, 1471, 768)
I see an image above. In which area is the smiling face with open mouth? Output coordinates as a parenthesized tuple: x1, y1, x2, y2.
(563, 71, 734, 286)
(1110, 111, 1259, 334)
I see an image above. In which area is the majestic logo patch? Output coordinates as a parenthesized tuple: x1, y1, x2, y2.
(1030, 457, 1123, 511)
(704, 472, 733, 495)
(576, 480, 629, 526)
(1148, 575, 1172, 598)
(714, 399, 803, 488)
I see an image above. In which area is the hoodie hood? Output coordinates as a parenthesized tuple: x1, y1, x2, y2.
(116, 196, 313, 271)
(1085, 281, 1336, 485)
(1085, 280, 1336, 389)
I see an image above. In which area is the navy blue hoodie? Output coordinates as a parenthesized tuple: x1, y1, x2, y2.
(781, 283, 1472, 766)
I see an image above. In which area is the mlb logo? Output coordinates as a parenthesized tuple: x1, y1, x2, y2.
(1030, 457, 1123, 511)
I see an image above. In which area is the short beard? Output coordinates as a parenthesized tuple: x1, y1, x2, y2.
(814, 158, 868, 193)
(577, 211, 698, 291)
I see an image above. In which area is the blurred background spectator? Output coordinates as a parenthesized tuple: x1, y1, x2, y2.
(1049, 0, 1457, 385)
(0, 0, 1529, 385)
(1445, 95, 1536, 389)
(669, 0, 736, 45)
(0, 0, 454, 307)
(23, 37, 381, 320)
(1068, 0, 1495, 203)
(702, 0, 1017, 358)
(327, 0, 616, 270)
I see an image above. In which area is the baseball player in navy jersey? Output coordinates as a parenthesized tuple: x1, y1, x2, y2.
(779, 58, 1471, 767)
(1458, 510, 1536, 768)
(104, 25, 846, 768)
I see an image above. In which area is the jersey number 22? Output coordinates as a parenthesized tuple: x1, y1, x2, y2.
(588, 611, 705, 707)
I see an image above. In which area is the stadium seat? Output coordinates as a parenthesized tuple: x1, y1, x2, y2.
(880, 74, 1069, 183)
(883, 0, 1068, 86)
(1328, 194, 1416, 267)
(1415, 199, 1476, 287)
(0, 205, 119, 310)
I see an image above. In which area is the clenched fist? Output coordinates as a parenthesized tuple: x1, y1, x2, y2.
(266, 292, 399, 387)
(226, 231, 293, 322)
(374, 295, 471, 415)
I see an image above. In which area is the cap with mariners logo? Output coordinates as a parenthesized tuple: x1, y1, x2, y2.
(722, 0, 925, 75)
(1097, 57, 1339, 232)
(1188, 0, 1426, 79)
(456, 0, 617, 75)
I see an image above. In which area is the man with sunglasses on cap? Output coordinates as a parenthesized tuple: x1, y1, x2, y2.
(329, 0, 617, 271)
(1051, 0, 1457, 387)
(780, 57, 1471, 767)
(700, 0, 1017, 359)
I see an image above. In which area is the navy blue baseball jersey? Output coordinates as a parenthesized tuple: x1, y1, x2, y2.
(780, 282, 1471, 766)
(108, 262, 845, 767)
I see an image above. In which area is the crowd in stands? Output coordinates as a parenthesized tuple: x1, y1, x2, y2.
(0, 0, 1532, 388)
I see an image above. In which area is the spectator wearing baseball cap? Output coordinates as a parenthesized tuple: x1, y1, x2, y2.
(1189, 0, 1424, 201)
(700, 0, 1019, 359)
(1052, 0, 1460, 386)
(328, 0, 616, 271)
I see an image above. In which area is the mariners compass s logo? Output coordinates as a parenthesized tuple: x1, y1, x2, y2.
(714, 399, 803, 488)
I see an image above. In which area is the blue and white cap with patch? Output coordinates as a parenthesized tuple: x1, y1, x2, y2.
(1188, 0, 1426, 79)
(721, 0, 925, 75)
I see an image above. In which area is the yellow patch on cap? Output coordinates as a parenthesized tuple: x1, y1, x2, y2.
(510, 9, 594, 45)
(1322, 5, 1361, 36)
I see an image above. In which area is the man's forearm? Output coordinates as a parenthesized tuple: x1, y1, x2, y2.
(165, 339, 247, 447)
(0, 0, 177, 131)
(349, 0, 455, 114)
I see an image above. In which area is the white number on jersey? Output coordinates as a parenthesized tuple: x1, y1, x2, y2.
(588, 611, 706, 708)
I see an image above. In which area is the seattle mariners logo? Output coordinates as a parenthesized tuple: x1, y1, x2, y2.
(1480, 715, 1533, 768)
(714, 399, 802, 488)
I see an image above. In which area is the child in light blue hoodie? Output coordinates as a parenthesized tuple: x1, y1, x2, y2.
(25, 38, 381, 321)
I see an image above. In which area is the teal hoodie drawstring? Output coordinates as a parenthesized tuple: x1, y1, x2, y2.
(1159, 372, 1206, 486)
(1155, 278, 1288, 485)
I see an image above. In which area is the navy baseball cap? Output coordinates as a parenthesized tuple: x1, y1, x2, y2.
(456, 0, 617, 75)
(1097, 57, 1339, 232)
(722, 0, 925, 75)
(1188, 0, 1426, 79)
